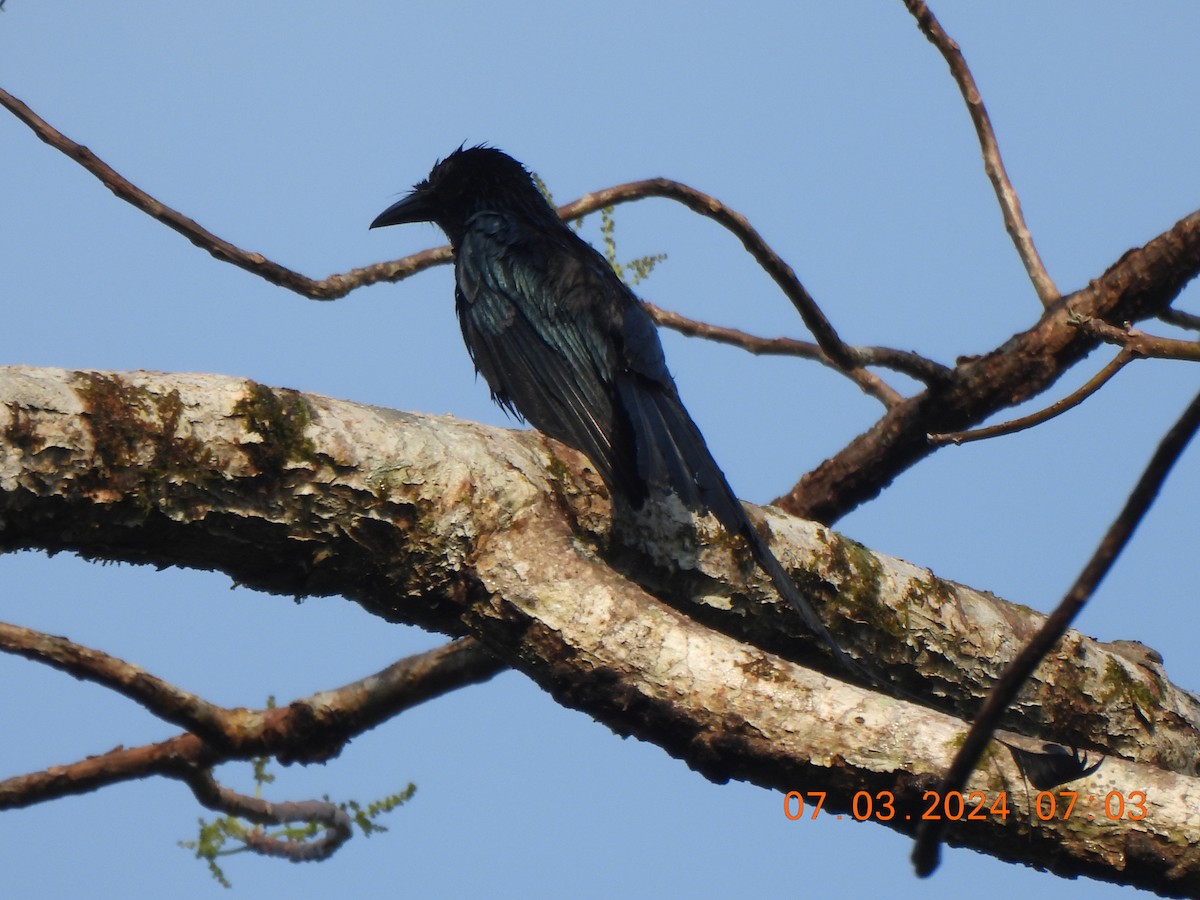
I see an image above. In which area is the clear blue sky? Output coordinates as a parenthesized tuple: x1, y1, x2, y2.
(2, 3, 1198, 897)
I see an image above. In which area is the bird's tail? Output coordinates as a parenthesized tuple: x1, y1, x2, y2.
(617, 380, 894, 692)
(615, 378, 747, 532)
(741, 524, 893, 691)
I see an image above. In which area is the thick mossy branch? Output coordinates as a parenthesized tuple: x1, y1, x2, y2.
(2, 366, 1200, 893)
(231, 382, 320, 476)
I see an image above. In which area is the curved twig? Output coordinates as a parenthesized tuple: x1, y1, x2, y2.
(928, 349, 1134, 445)
(183, 769, 354, 863)
(912, 387, 1200, 876)
(645, 301, 951, 400)
(0, 620, 246, 745)
(0, 86, 439, 299)
(903, 0, 1059, 306)
(3, 84, 917, 400)
(557, 179, 862, 373)
(646, 303, 896, 406)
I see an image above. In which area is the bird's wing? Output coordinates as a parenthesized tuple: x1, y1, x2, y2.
(455, 212, 642, 500)
(457, 211, 747, 528)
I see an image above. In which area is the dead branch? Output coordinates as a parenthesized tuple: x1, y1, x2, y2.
(555, 178, 891, 393)
(643, 302, 954, 405)
(927, 316, 1200, 448)
(1160, 308, 1200, 331)
(0, 86, 441, 299)
(0, 620, 256, 746)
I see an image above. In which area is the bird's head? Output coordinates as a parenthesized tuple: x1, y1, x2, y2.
(370, 145, 551, 244)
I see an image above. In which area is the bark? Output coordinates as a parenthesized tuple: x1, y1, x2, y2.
(2, 365, 1199, 894)
(781, 208, 1200, 524)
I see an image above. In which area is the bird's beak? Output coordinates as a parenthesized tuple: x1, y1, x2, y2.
(370, 189, 433, 230)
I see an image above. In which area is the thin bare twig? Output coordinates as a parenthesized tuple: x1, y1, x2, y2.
(0, 620, 245, 745)
(0, 637, 504, 809)
(928, 349, 1134, 445)
(648, 307, 892, 408)
(903, 0, 1059, 306)
(912, 388, 1200, 876)
(3, 84, 917, 401)
(0, 733, 202, 809)
(645, 301, 951, 402)
(0, 86, 439, 299)
(1159, 307, 1200, 331)
(647, 303, 894, 406)
(557, 179, 867, 374)
(1074, 316, 1200, 362)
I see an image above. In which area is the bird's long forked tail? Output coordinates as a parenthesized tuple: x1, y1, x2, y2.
(617, 378, 896, 694)
(739, 521, 893, 693)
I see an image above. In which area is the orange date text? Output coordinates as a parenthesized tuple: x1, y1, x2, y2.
(783, 789, 1148, 823)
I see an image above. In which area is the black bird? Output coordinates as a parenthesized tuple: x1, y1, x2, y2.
(371, 146, 871, 684)
(1002, 742, 1103, 791)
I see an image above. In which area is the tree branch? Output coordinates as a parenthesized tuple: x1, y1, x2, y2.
(644, 301, 953, 406)
(555, 179, 875, 380)
(644, 304, 897, 406)
(780, 208, 1200, 524)
(2, 84, 929, 405)
(3, 366, 1200, 891)
(903, 0, 1059, 305)
(0, 634, 502, 808)
(1074, 315, 1200, 362)
(914, 387, 1200, 877)
(1159, 307, 1200, 331)
(928, 349, 1134, 446)
(0, 620, 252, 746)
(183, 769, 354, 863)
(0, 86, 441, 299)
